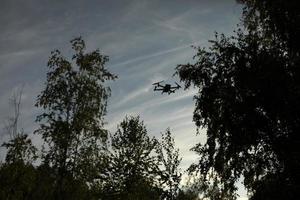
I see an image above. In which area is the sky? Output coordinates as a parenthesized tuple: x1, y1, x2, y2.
(0, 0, 247, 199)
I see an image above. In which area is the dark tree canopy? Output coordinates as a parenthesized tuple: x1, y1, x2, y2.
(1, 89, 37, 165)
(35, 37, 117, 199)
(2, 134, 37, 165)
(106, 116, 161, 200)
(4, 1, 300, 199)
(239, 0, 300, 55)
(176, 0, 300, 199)
(156, 128, 182, 200)
(0, 36, 195, 199)
(0, 89, 38, 199)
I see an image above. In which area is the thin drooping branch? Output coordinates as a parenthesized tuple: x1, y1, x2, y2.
(4, 86, 24, 139)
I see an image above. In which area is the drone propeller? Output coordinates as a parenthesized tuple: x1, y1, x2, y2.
(152, 80, 164, 85)
(175, 82, 181, 88)
(169, 90, 175, 94)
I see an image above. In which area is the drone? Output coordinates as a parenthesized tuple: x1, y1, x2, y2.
(152, 81, 181, 94)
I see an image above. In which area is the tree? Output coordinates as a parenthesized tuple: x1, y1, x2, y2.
(2, 88, 37, 164)
(176, 189, 198, 200)
(238, 0, 300, 55)
(0, 161, 37, 200)
(0, 89, 38, 200)
(156, 128, 182, 200)
(176, 1, 300, 198)
(106, 116, 162, 200)
(184, 172, 236, 200)
(35, 37, 116, 199)
(2, 134, 37, 165)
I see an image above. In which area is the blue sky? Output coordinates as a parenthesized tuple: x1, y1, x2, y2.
(0, 0, 247, 198)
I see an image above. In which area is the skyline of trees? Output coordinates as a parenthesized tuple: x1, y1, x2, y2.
(0, 38, 188, 200)
(1, 0, 299, 199)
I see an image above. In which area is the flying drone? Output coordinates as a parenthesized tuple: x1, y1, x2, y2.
(152, 81, 181, 94)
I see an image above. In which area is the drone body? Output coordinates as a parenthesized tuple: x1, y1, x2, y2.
(152, 81, 181, 94)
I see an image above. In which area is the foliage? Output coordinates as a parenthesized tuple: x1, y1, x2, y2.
(239, 0, 300, 54)
(106, 116, 162, 199)
(184, 172, 236, 200)
(176, 0, 300, 199)
(157, 128, 182, 200)
(176, 189, 198, 200)
(0, 87, 39, 199)
(34, 37, 116, 198)
(2, 134, 37, 164)
(2, 88, 38, 165)
(0, 162, 37, 200)
(0, 36, 193, 199)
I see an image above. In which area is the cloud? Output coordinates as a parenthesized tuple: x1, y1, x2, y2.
(113, 84, 153, 109)
(109, 41, 199, 68)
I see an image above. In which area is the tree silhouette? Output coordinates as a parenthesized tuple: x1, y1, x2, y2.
(239, 0, 300, 55)
(2, 134, 37, 165)
(106, 116, 162, 200)
(0, 36, 203, 199)
(0, 90, 38, 200)
(176, 1, 300, 199)
(1, 89, 37, 165)
(35, 37, 116, 199)
(156, 128, 182, 200)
